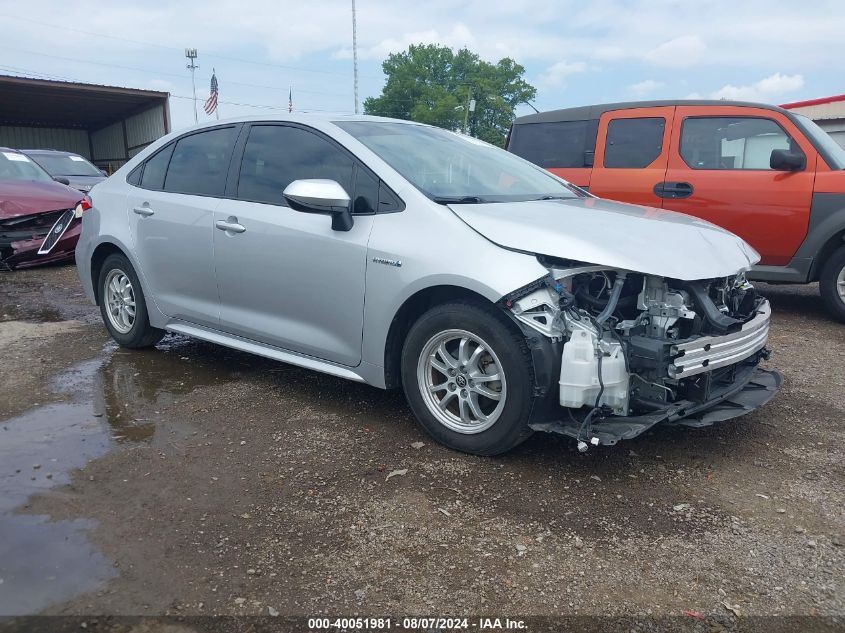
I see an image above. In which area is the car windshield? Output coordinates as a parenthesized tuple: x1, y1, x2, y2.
(28, 153, 103, 177)
(791, 114, 845, 170)
(0, 151, 54, 183)
(334, 120, 583, 203)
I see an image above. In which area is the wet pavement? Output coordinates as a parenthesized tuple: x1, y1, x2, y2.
(0, 264, 843, 622)
(0, 312, 274, 615)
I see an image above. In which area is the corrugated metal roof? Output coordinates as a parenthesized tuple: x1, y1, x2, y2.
(0, 74, 169, 129)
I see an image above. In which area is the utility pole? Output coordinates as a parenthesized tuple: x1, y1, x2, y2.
(351, 0, 359, 114)
(463, 88, 475, 135)
(185, 48, 199, 123)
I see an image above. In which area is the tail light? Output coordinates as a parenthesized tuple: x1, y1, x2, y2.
(74, 196, 92, 218)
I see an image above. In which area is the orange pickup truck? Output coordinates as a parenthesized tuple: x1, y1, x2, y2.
(507, 100, 845, 321)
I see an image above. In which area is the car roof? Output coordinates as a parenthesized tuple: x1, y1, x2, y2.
(513, 99, 795, 125)
(168, 112, 428, 135)
(19, 148, 81, 156)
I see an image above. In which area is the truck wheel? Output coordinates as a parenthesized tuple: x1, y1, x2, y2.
(98, 253, 164, 348)
(401, 301, 535, 455)
(820, 246, 845, 323)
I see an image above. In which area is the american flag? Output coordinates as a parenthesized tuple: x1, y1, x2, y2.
(204, 71, 219, 115)
(288, 87, 293, 113)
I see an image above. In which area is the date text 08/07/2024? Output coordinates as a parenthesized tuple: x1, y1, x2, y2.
(307, 617, 527, 630)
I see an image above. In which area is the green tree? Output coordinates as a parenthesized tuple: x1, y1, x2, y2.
(364, 44, 536, 146)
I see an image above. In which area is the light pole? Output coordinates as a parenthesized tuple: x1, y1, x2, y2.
(185, 48, 199, 123)
(351, 0, 359, 114)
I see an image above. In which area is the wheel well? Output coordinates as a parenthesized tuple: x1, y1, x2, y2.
(383, 285, 494, 389)
(811, 229, 845, 281)
(90, 243, 126, 305)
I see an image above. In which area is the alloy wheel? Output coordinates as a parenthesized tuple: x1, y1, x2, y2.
(104, 269, 136, 334)
(416, 329, 507, 434)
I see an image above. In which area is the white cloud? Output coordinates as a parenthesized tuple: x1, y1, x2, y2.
(711, 72, 804, 101)
(335, 23, 477, 61)
(538, 60, 587, 87)
(643, 35, 706, 68)
(629, 79, 664, 97)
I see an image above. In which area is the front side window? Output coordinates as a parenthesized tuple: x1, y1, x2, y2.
(0, 151, 53, 183)
(335, 120, 582, 203)
(508, 120, 597, 168)
(163, 127, 237, 196)
(603, 117, 665, 168)
(791, 114, 845, 170)
(680, 117, 799, 170)
(237, 125, 354, 205)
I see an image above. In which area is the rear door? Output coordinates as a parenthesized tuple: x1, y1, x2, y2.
(589, 106, 675, 207)
(662, 106, 816, 265)
(126, 125, 239, 326)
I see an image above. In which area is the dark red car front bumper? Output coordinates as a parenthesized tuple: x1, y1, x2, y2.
(0, 214, 81, 270)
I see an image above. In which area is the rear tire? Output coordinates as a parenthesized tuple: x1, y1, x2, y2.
(401, 300, 534, 455)
(97, 253, 164, 348)
(820, 246, 845, 323)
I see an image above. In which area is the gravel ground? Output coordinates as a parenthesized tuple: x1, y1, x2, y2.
(0, 264, 843, 629)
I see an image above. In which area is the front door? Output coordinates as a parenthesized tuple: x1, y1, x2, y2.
(661, 106, 816, 266)
(588, 106, 675, 207)
(213, 123, 373, 367)
(126, 125, 239, 327)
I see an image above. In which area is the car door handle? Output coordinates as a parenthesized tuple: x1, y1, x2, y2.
(215, 219, 246, 233)
(653, 181, 694, 199)
(132, 206, 154, 217)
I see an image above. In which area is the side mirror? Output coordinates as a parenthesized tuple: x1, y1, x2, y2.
(54, 176, 71, 185)
(283, 179, 353, 231)
(770, 149, 805, 171)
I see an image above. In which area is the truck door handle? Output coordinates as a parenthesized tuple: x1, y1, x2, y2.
(132, 206, 154, 217)
(653, 181, 694, 199)
(215, 218, 246, 233)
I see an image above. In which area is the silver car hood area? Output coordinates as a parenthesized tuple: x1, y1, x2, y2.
(449, 197, 760, 280)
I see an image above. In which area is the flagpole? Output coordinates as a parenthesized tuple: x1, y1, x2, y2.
(351, 0, 359, 114)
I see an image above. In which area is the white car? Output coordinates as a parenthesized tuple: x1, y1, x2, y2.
(75, 115, 780, 455)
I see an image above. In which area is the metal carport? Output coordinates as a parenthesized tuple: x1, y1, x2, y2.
(0, 75, 170, 173)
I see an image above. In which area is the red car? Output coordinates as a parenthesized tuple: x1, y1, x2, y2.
(0, 147, 88, 270)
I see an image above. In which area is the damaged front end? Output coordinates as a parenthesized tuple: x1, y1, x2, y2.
(505, 257, 781, 448)
(0, 203, 84, 271)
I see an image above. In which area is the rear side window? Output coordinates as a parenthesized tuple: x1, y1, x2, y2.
(680, 117, 797, 170)
(163, 127, 237, 196)
(140, 144, 173, 190)
(508, 120, 597, 168)
(603, 117, 665, 168)
(237, 125, 354, 205)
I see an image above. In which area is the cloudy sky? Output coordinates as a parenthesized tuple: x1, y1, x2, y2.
(1, 0, 843, 130)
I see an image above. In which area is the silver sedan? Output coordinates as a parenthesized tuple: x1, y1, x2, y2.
(76, 115, 780, 455)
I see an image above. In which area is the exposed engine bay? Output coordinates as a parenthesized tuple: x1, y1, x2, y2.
(505, 256, 780, 449)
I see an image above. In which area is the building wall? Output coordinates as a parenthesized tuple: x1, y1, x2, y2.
(0, 101, 169, 173)
(0, 126, 90, 157)
(90, 103, 169, 172)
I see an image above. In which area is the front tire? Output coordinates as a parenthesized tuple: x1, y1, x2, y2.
(401, 301, 535, 455)
(97, 253, 164, 348)
(820, 246, 845, 323)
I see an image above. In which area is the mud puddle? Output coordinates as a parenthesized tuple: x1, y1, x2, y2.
(0, 335, 241, 615)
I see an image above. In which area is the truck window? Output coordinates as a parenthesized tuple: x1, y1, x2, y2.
(604, 117, 664, 168)
(680, 117, 799, 170)
(508, 120, 597, 168)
